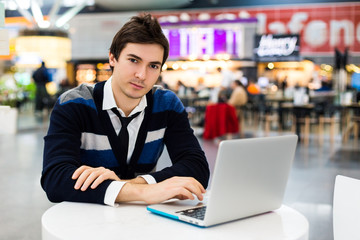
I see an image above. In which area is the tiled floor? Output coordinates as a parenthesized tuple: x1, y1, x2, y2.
(0, 112, 359, 240)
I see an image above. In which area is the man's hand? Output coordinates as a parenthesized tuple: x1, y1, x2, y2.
(117, 176, 206, 204)
(72, 166, 121, 191)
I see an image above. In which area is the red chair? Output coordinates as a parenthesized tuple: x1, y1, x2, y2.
(203, 103, 239, 139)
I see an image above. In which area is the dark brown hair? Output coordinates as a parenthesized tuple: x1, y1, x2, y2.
(109, 13, 169, 69)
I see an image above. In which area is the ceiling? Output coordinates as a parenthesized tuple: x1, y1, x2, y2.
(5, 0, 357, 16)
(3, 0, 202, 28)
(93, 0, 193, 11)
(4, 0, 357, 25)
(4, 0, 198, 13)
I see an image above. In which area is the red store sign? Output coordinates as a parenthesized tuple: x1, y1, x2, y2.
(152, 2, 360, 56)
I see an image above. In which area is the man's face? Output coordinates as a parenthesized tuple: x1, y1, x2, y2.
(109, 43, 164, 101)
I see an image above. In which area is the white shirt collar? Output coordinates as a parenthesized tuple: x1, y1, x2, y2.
(102, 76, 147, 117)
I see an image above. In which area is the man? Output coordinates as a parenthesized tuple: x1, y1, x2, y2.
(210, 67, 234, 103)
(32, 61, 50, 114)
(41, 14, 209, 206)
(217, 67, 234, 90)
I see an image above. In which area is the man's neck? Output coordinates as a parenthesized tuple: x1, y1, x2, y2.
(114, 93, 141, 117)
(107, 77, 138, 116)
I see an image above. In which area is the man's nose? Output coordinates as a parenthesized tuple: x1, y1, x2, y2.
(135, 66, 146, 80)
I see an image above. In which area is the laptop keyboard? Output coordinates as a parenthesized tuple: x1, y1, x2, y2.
(176, 206, 207, 220)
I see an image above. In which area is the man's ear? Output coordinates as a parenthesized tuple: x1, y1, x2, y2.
(109, 53, 116, 67)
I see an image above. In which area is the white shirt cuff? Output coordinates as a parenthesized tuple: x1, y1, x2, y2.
(139, 174, 157, 184)
(104, 181, 127, 207)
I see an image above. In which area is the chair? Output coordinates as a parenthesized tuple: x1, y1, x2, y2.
(262, 102, 282, 136)
(203, 103, 239, 139)
(291, 104, 316, 145)
(333, 175, 360, 240)
(342, 106, 360, 145)
(245, 94, 265, 130)
(314, 102, 339, 145)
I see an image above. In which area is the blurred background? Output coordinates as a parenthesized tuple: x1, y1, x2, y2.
(0, 1, 359, 239)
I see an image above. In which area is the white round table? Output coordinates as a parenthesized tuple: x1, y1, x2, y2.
(42, 202, 309, 240)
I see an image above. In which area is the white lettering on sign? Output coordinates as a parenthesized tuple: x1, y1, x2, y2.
(304, 20, 327, 47)
(288, 12, 308, 34)
(330, 20, 354, 47)
(257, 35, 298, 57)
(256, 11, 359, 50)
(256, 13, 267, 34)
(268, 21, 287, 34)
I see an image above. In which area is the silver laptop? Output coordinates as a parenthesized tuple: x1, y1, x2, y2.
(147, 135, 298, 227)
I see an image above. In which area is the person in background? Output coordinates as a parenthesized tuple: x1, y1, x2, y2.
(209, 67, 234, 103)
(41, 13, 209, 206)
(228, 80, 248, 133)
(281, 76, 288, 96)
(32, 61, 50, 115)
(217, 67, 234, 99)
(228, 80, 248, 107)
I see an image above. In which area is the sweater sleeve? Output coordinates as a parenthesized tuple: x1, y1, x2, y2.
(149, 94, 210, 188)
(41, 99, 111, 204)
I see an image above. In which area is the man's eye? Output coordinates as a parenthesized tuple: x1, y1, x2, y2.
(129, 58, 137, 63)
(150, 64, 159, 69)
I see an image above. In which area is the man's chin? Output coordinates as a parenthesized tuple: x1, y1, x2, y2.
(125, 90, 146, 100)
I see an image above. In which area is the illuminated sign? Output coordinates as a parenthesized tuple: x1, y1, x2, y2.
(253, 34, 300, 62)
(163, 27, 243, 60)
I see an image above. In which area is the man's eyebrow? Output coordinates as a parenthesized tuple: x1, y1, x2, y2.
(127, 54, 142, 61)
(127, 54, 162, 65)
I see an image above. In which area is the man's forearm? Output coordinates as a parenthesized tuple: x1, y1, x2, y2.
(114, 177, 148, 203)
(115, 177, 206, 205)
(115, 182, 146, 203)
(127, 177, 148, 184)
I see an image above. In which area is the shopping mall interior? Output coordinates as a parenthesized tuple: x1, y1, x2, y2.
(0, 0, 360, 239)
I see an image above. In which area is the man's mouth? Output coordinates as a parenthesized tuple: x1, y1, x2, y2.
(130, 82, 144, 90)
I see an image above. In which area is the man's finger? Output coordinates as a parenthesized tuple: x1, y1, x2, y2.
(175, 177, 205, 201)
(80, 171, 101, 191)
(185, 184, 204, 201)
(72, 165, 89, 179)
(74, 169, 92, 190)
(90, 174, 106, 189)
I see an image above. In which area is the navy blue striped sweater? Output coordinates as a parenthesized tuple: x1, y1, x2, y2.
(41, 81, 209, 204)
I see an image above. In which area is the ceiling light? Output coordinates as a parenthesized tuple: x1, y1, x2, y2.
(55, 0, 87, 28)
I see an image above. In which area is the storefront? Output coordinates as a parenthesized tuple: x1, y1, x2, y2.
(253, 33, 311, 88)
(68, 60, 112, 86)
(151, 2, 360, 92)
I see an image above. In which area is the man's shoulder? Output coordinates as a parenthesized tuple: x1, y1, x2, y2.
(152, 86, 179, 102)
(59, 83, 95, 106)
(151, 87, 184, 113)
